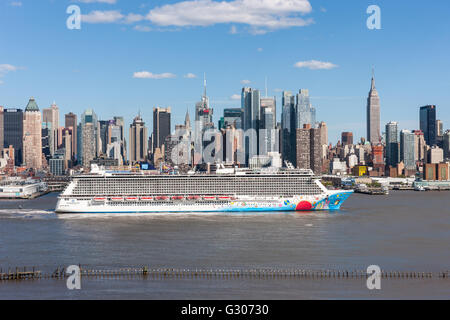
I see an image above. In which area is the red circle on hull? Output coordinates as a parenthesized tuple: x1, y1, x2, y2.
(296, 201, 313, 211)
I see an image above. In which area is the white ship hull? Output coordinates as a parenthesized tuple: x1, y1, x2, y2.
(56, 191, 353, 214)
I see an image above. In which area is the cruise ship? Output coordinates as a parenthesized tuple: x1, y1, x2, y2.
(55, 166, 353, 214)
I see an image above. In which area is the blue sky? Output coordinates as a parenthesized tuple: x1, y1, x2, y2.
(1, 0, 449, 144)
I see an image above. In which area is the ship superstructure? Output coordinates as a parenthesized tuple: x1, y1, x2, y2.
(55, 167, 352, 213)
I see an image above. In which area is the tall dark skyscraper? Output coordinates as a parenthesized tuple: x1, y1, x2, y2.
(3, 108, 24, 166)
(65, 112, 78, 162)
(420, 105, 437, 146)
(385, 121, 399, 167)
(367, 72, 381, 144)
(153, 107, 171, 152)
(98, 120, 110, 155)
(241, 87, 260, 164)
(129, 114, 148, 164)
(281, 91, 296, 165)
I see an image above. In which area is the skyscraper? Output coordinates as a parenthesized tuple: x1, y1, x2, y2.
(295, 89, 316, 130)
(319, 122, 328, 146)
(195, 76, 214, 155)
(42, 102, 59, 155)
(400, 130, 415, 170)
(413, 130, 426, 162)
(23, 97, 43, 169)
(113, 116, 127, 164)
(242, 88, 260, 132)
(4, 108, 23, 166)
(153, 107, 171, 153)
(367, 72, 381, 144)
(41, 122, 51, 163)
(385, 121, 399, 167)
(241, 87, 260, 164)
(420, 105, 437, 146)
(260, 97, 277, 155)
(81, 109, 98, 167)
(98, 120, 110, 155)
(129, 114, 148, 164)
(443, 130, 450, 160)
(436, 120, 443, 137)
(82, 122, 95, 167)
(221, 108, 243, 129)
(295, 124, 322, 174)
(65, 112, 78, 162)
(281, 91, 296, 165)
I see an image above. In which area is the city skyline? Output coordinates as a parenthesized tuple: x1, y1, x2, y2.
(1, 0, 449, 143)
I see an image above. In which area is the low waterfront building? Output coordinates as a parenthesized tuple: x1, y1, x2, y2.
(0, 178, 47, 198)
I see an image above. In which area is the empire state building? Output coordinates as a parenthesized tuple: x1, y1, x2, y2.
(367, 72, 381, 144)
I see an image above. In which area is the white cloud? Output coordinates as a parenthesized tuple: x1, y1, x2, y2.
(133, 71, 176, 79)
(82, 10, 124, 23)
(146, 0, 314, 32)
(10, 1, 22, 6)
(0, 64, 18, 74)
(230, 94, 241, 100)
(184, 73, 197, 79)
(294, 60, 338, 70)
(241, 79, 251, 85)
(76, 0, 117, 4)
(134, 25, 152, 32)
(0, 64, 20, 85)
(125, 13, 145, 24)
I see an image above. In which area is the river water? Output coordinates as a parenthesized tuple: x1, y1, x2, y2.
(0, 191, 449, 299)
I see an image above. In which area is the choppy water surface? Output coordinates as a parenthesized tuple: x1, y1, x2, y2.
(0, 192, 449, 299)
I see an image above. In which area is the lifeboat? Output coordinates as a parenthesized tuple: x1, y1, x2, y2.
(93, 197, 106, 202)
(187, 196, 200, 200)
(171, 196, 184, 200)
(203, 196, 216, 200)
(110, 197, 124, 202)
(125, 196, 138, 201)
(155, 196, 168, 201)
(218, 196, 231, 200)
(140, 196, 153, 201)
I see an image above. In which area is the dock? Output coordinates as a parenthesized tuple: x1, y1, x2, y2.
(0, 267, 41, 280)
(1, 266, 449, 282)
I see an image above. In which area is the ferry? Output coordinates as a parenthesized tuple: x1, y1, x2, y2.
(55, 166, 353, 214)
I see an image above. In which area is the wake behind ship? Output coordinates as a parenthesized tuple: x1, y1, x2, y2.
(55, 166, 353, 214)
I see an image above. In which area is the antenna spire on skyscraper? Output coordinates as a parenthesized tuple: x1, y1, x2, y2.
(371, 66, 376, 90)
(203, 72, 207, 98)
(265, 76, 268, 98)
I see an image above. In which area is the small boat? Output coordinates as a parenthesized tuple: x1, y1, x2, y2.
(218, 196, 231, 200)
(125, 197, 138, 201)
(414, 185, 425, 192)
(93, 197, 106, 202)
(203, 196, 216, 200)
(140, 196, 153, 200)
(155, 196, 168, 201)
(187, 196, 200, 200)
(110, 197, 124, 202)
(172, 196, 184, 200)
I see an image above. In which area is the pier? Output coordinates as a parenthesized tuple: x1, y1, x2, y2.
(1, 266, 449, 282)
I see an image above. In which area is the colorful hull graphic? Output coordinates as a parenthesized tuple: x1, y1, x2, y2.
(55, 191, 353, 214)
